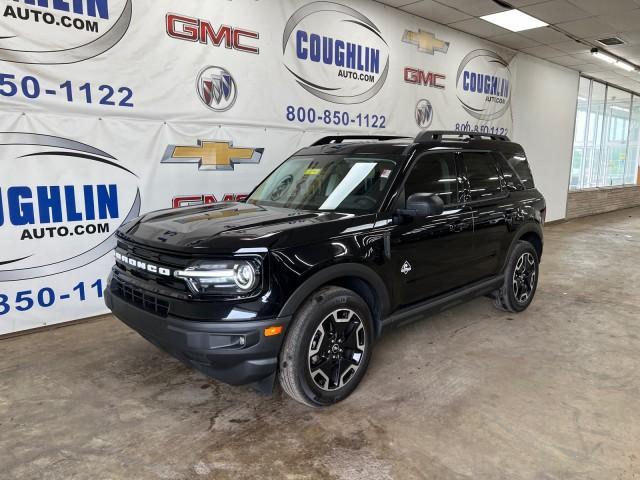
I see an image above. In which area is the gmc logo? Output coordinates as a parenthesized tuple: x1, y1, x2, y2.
(166, 13, 259, 54)
(404, 67, 446, 90)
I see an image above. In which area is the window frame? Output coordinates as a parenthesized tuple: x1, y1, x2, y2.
(570, 76, 639, 191)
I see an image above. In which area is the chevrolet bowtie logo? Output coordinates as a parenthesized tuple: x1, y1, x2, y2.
(161, 141, 264, 171)
(402, 29, 449, 55)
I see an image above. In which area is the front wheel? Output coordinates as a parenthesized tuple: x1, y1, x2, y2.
(493, 241, 539, 313)
(279, 286, 374, 407)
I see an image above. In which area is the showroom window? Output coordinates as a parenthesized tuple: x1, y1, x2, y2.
(570, 77, 640, 189)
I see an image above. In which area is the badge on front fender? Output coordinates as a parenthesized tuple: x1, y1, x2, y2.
(401, 261, 412, 275)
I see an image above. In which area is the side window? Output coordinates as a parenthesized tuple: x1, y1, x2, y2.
(462, 152, 503, 201)
(496, 154, 524, 191)
(404, 152, 458, 206)
(504, 152, 535, 189)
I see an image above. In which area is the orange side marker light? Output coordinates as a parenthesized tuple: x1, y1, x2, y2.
(264, 325, 283, 337)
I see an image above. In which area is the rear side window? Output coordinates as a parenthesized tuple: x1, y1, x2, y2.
(503, 152, 535, 189)
(462, 152, 503, 201)
(496, 154, 523, 191)
(404, 152, 458, 206)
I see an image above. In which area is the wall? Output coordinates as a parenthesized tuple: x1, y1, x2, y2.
(511, 53, 579, 222)
(566, 185, 640, 218)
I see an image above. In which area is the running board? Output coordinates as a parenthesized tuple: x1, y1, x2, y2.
(382, 275, 504, 330)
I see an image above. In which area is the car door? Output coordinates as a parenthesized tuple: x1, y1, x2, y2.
(459, 151, 511, 281)
(388, 151, 475, 307)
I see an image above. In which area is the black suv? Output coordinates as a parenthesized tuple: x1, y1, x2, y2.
(105, 131, 545, 407)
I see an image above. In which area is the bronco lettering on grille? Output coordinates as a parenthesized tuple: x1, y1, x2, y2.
(115, 251, 172, 276)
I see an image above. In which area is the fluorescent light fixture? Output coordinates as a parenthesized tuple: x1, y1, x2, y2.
(480, 10, 548, 32)
(591, 49, 616, 64)
(617, 61, 635, 72)
(591, 48, 637, 72)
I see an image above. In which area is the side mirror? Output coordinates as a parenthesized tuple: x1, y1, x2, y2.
(398, 193, 444, 218)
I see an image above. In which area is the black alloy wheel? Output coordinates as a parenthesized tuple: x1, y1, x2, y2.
(512, 251, 536, 304)
(307, 308, 366, 391)
(279, 286, 374, 407)
(494, 240, 539, 313)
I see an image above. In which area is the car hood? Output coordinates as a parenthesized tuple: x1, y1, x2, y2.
(118, 202, 358, 253)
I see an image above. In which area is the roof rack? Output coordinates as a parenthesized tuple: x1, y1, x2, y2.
(312, 135, 409, 146)
(414, 130, 510, 143)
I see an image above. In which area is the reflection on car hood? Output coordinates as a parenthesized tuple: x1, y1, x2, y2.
(118, 202, 358, 253)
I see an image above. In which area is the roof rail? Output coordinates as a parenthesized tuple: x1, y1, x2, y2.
(414, 130, 511, 143)
(312, 135, 409, 146)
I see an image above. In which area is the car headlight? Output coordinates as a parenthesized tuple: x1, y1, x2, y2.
(174, 259, 261, 295)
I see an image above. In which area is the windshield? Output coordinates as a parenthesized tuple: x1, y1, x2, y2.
(247, 155, 400, 212)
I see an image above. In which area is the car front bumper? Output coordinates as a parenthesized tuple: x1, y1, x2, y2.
(105, 286, 291, 387)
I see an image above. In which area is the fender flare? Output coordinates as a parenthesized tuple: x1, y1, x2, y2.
(278, 263, 391, 327)
(503, 222, 544, 270)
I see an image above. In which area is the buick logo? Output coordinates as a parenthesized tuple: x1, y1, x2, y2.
(196, 66, 237, 112)
(415, 99, 433, 129)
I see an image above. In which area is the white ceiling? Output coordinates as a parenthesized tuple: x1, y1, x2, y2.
(376, 0, 640, 94)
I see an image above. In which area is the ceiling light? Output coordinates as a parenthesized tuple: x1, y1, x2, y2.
(616, 61, 635, 72)
(590, 49, 616, 64)
(591, 48, 637, 72)
(480, 10, 548, 32)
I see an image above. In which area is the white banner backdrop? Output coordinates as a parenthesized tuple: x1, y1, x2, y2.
(0, 0, 516, 333)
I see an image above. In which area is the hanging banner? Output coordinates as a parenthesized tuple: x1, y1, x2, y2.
(0, 0, 515, 334)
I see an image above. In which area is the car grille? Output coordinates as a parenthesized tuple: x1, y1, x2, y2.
(114, 240, 191, 293)
(113, 279, 169, 318)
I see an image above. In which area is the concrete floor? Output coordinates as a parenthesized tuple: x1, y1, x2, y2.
(1, 208, 639, 480)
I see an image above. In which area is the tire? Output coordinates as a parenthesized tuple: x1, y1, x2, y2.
(493, 241, 539, 313)
(279, 286, 374, 407)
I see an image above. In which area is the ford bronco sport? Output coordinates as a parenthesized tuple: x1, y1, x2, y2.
(105, 131, 546, 407)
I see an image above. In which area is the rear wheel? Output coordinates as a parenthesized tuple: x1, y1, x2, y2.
(279, 286, 374, 407)
(494, 241, 539, 313)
